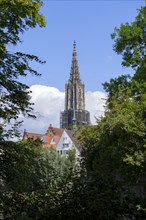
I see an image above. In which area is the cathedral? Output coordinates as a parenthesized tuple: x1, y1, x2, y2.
(60, 41, 91, 129)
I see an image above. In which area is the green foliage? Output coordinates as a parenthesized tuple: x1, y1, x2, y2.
(41, 147, 76, 190)
(67, 148, 76, 167)
(76, 88, 146, 218)
(2, 3, 146, 220)
(1, 139, 77, 219)
(103, 74, 131, 108)
(0, 0, 46, 137)
(71, 6, 146, 219)
(1, 139, 45, 192)
(1, 140, 76, 193)
(111, 7, 146, 71)
(0, 0, 45, 45)
(2, 191, 61, 220)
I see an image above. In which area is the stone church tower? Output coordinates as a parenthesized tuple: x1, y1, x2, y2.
(60, 41, 90, 129)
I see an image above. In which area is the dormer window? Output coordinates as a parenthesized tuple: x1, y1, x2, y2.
(51, 138, 56, 144)
(41, 136, 46, 143)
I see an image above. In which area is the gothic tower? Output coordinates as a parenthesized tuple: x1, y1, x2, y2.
(60, 41, 90, 129)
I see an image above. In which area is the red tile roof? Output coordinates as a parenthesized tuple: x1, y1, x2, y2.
(23, 125, 64, 150)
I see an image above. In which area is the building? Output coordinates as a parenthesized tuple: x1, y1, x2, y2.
(60, 41, 90, 129)
(23, 124, 81, 158)
(23, 124, 64, 150)
(57, 129, 80, 158)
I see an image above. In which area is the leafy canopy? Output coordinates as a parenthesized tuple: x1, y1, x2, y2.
(74, 6, 146, 219)
(0, 0, 46, 138)
(111, 7, 146, 72)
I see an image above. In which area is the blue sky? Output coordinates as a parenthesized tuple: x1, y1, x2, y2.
(15, 0, 144, 93)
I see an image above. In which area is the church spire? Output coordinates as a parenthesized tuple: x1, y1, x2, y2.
(69, 41, 80, 83)
(60, 42, 91, 129)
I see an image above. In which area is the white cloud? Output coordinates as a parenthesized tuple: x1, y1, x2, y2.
(21, 85, 106, 134)
(86, 91, 106, 124)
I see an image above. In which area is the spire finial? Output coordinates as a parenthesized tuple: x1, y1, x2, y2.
(73, 40, 76, 49)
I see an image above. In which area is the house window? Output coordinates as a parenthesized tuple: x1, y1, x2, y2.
(63, 143, 69, 148)
(52, 138, 56, 144)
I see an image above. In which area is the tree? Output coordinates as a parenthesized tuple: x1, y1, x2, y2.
(67, 6, 146, 219)
(103, 74, 131, 109)
(111, 6, 146, 97)
(1, 140, 76, 193)
(111, 7, 146, 72)
(1, 140, 77, 219)
(0, 0, 46, 138)
(1, 139, 45, 192)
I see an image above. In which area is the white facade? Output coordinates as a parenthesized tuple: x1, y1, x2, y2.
(56, 129, 80, 158)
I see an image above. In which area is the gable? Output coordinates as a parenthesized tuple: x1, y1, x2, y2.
(57, 130, 80, 157)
